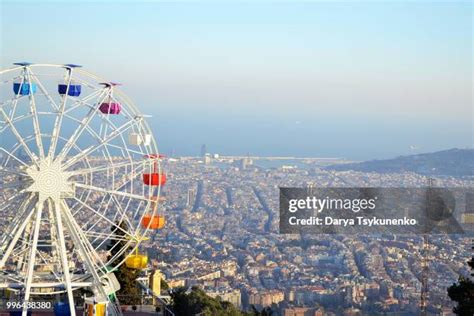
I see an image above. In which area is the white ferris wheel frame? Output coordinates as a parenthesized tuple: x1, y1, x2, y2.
(0, 63, 164, 316)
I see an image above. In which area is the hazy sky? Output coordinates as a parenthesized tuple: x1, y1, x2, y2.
(0, 1, 472, 159)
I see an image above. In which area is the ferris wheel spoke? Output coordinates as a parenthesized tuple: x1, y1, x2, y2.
(0, 181, 25, 190)
(51, 199, 76, 316)
(56, 89, 109, 161)
(0, 108, 39, 167)
(47, 68, 74, 158)
(0, 95, 27, 109)
(74, 159, 144, 192)
(76, 194, 117, 234)
(106, 142, 146, 157)
(75, 182, 151, 202)
(35, 249, 62, 282)
(44, 198, 62, 283)
(22, 200, 44, 311)
(1, 112, 34, 129)
(72, 197, 136, 240)
(63, 118, 139, 170)
(0, 165, 27, 176)
(7, 96, 22, 124)
(0, 190, 27, 215)
(62, 112, 109, 151)
(84, 231, 129, 242)
(86, 195, 135, 248)
(0, 65, 23, 75)
(9, 247, 30, 263)
(70, 159, 136, 176)
(25, 68, 45, 159)
(75, 173, 139, 245)
(0, 193, 35, 256)
(5, 74, 25, 118)
(62, 202, 105, 269)
(27, 71, 60, 112)
(0, 146, 33, 168)
(47, 73, 107, 161)
(62, 88, 106, 116)
(59, 200, 112, 302)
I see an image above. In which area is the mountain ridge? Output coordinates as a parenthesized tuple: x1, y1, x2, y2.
(325, 148, 474, 176)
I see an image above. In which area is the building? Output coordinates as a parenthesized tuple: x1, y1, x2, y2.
(248, 290, 284, 308)
(187, 188, 196, 207)
(283, 307, 324, 316)
(200, 144, 207, 157)
(149, 270, 162, 304)
(239, 157, 253, 170)
(206, 288, 242, 308)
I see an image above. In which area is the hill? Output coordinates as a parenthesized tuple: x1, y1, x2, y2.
(325, 148, 474, 176)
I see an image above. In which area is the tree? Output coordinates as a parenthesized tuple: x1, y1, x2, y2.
(248, 305, 276, 316)
(169, 286, 242, 316)
(448, 257, 474, 315)
(161, 278, 169, 291)
(108, 221, 141, 305)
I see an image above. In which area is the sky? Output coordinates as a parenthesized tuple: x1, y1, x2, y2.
(0, 1, 472, 159)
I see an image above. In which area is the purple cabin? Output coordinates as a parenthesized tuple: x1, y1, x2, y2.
(99, 102, 121, 115)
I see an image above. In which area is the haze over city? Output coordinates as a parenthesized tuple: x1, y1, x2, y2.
(1, 1, 471, 159)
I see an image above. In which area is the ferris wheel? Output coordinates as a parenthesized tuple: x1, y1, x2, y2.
(0, 63, 166, 316)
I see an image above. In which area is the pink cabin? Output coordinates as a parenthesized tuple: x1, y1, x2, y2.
(99, 102, 121, 114)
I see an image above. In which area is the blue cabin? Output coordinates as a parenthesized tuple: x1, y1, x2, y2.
(13, 82, 36, 96)
(10, 311, 32, 316)
(54, 302, 71, 316)
(58, 84, 81, 97)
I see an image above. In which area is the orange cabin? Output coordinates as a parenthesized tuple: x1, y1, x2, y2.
(141, 215, 165, 229)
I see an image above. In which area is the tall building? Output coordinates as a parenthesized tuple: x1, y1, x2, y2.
(239, 157, 253, 170)
(200, 144, 207, 157)
(149, 269, 162, 304)
(187, 188, 196, 207)
(204, 154, 212, 165)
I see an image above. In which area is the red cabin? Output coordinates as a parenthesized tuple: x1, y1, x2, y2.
(143, 155, 166, 186)
(143, 173, 166, 186)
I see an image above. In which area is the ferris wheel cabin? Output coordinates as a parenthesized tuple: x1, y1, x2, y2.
(125, 252, 148, 269)
(142, 154, 167, 186)
(99, 102, 121, 114)
(142, 214, 165, 230)
(129, 133, 152, 146)
(13, 82, 36, 95)
(142, 173, 166, 186)
(58, 83, 82, 96)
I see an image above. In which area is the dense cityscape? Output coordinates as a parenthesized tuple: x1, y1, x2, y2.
(135, 154, 474, 315)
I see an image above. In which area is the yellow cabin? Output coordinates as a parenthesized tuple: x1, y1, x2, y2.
(125, 253, 148, 269)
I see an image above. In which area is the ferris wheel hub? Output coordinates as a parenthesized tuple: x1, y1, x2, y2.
(25, 158, 74, 202)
